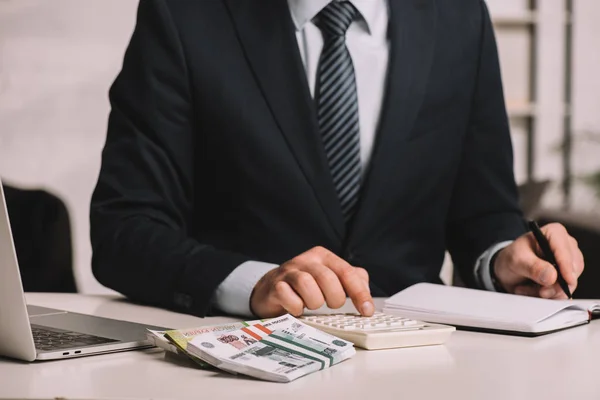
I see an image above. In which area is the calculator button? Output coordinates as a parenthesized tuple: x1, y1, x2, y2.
(300, 313, 454, 350)
(361, 325, 382, 331)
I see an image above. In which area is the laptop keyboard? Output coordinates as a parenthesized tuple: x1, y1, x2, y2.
(31, 324, 119, 352)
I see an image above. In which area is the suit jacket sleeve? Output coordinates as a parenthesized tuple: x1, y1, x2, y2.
(445, 0, 527, 288)
(90, 0, 250, 317)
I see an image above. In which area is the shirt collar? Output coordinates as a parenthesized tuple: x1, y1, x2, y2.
(287, 0, 381, 35)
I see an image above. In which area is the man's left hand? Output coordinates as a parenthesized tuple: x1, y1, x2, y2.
(493, 223, 585, 299)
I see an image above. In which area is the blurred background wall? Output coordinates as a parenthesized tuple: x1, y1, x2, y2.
(0, 0, 599, 294)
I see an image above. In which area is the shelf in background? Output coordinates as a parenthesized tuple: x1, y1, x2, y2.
(506, 101, 572, 119)
(492, 11, 572, 27)
(492, 12, 537, 27)
(507, 101, 536, 118)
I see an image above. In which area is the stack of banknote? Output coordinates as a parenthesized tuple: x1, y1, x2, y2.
(147, 320, 264, 368)
(185, 314, 356, 382)
(148, 314, 356, 382)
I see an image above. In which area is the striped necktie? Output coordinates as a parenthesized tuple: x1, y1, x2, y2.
(314, 1, 361, 223)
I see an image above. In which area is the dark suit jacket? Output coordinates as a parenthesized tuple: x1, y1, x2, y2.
(91, 0, 526, 317)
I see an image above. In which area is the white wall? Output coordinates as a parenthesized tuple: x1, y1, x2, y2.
(0, 0, 138, 293)
(487, 0, 600, 212)
(0, 0, 598, 293)
(571, 0, 600, 212)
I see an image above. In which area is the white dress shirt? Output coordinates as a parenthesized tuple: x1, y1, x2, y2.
(213, 0, 507, 317)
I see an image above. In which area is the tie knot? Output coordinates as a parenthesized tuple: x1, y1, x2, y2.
(315, 1, 358, 38)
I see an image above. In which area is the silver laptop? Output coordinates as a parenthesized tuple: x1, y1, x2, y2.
(0, 179, 164, 361)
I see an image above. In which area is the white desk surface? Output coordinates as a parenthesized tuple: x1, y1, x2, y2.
(1, 294, 600, 400)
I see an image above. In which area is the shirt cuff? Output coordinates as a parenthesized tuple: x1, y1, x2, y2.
(474, 241, 513, 291)
(213, 260, 279, 317)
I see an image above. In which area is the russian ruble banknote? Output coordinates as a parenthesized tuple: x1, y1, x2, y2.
(146, 320, 264, 368)
(187, 314, 356, 382)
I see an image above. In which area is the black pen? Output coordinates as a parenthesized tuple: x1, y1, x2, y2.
(528, 220, 572, 299)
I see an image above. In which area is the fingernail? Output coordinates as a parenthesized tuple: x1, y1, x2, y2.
(361, 301, 374, 316)
(539, 269, 549, 285)
(541, 287, 556, 298)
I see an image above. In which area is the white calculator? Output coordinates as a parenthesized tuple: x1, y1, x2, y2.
(300, 312, 455, 350)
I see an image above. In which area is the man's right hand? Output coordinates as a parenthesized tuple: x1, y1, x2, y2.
(250, 246, 374, 319)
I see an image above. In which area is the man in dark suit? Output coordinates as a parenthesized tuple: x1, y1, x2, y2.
(91, 0, 584, 319)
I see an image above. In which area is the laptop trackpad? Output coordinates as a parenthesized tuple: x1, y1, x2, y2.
(27, 305, 68, 317)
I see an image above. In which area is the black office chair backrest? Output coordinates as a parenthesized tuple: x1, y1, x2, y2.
(3, 184, 77, 293)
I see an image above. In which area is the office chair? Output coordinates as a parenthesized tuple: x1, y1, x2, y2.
(3, 183, 77, 293)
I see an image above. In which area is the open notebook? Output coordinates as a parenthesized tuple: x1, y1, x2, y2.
(382, 283, 600, 336)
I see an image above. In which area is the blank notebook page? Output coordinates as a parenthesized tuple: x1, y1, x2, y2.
(384, 283, 581, 324)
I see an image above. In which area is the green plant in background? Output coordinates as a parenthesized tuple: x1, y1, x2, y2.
(582, 170, 600, 200)
(575, 131, 600, 200)
(553, 130, 600, 207)
(574, 131, 600, 201)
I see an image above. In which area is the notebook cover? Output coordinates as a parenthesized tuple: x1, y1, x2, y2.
(450, 320, 590, 337)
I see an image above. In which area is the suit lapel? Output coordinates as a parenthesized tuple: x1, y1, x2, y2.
(224, 0, 345, 239)
(349, 0, 437, 242)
